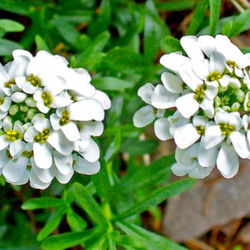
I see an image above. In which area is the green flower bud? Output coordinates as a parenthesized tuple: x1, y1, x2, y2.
(231, 102, 241, 112)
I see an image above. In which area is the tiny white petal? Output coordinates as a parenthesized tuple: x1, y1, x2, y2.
(133, 105, 155, 128)
(230, 131, 250, 158)
(11, 92, 27, 103)
(33, 143, 53, 169)
(154, 118, 172, 141)
(171, 162, 196, 176)
(79, 138, 100, 162)
(74, 157, 100, 175)
(204, 125, 224, 149)
(138, 83, 154, 104)
(161, 72, 183, 93)
(174, 123, 200, 149)
(176, 93, 199, 118)
(217, 143, 239, 178)
(61, 122, 80, 142)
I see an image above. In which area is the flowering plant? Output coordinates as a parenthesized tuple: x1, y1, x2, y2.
(134, 34, 250, 179)
(0, 50, 111, 189)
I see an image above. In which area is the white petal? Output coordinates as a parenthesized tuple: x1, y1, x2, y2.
(174, 123, 200, 149)
(11, 92, 27, 103)
(161, 72, 183, 93)
(79, 121, 104, 137)
(68, 99, 104, 121)
(33, 143, 52, 169)
(33, 116, 50, 131)
(179, 61, 203, 91)
(209, 51, 226, 73)
(74, 156, 100, 175)
(138, 83, 154, 104)
(180, 36, 204, 60)
(151, 84, 178, 109)
(176, 93, 199, 118)
(204, 125, 224, 149)
(3, 156, 28, 182)
(154, 118, 172, 141)
(198, 35, 216, 57)
(50, 113, 60, 130)
(198, 138, 218, 167)
(133, 105, 155, 128)
(29, 170, 51, 190)
(54, 152, 73, 175)
(92, 90, 111, 110)
(51, 96, 73, 108)
(160, 53, 189, 73)
(31, 157, 54, 183)
(9, 140, 25, 157)
(175, 143, 199, 165)
(42, 75, 65, 95)
(217, 143, 239, 178)
(61, 122, 80, 142)
(79, 138, 100, 162)
(230, 131, 250, 158)
(189, 165, 214, 178)
(47, 131, 74, 155)
(171, 162, 196, 176)
(0, 135, 9, 150)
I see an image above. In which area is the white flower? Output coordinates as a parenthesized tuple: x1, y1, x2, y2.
(134, 34, 250, 180)
(0, 49, 110, 189)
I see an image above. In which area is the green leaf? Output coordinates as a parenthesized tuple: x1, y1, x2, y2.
(21, 197, 65, 210)
(161, 35, 183, 53)
(209, 0, 221, 35)
(73, 182, 109, 225)
(0, 19, 25, 33)
(35, 35, 50, 51)
(92, 77, 132, 91)
(0, 0, 36, 15)
(66, 209, 87, 232)
(221, 9, 250, 37)
(111, 231, 145, 248)
(113, 155, 175, 193)
(0, 38, 22, 56)
(37, 206, 66, 241)
(88, 0, 111, 37)
(156, 0, 196, 11)
(91, 153, 111, 201)
(103, 47, 149, 73)
(41, 227, 104, 250)
(186, 0, 208, 35)
(114, 178, 196, 220)
(143, 0, 169, 62)
(121, 138, 159, 156)
(116, 222, 187, 250)
(104, 131, 122, 162)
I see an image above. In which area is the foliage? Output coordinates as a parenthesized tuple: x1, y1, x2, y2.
(0, 0, 248, 249)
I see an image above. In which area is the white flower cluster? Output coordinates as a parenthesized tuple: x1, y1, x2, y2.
(134, 35, 250, 179)
(0, 50, 111, 189)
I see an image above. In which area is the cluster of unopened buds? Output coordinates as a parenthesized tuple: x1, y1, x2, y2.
(134, 34, 250, 179)
(0, 50, 110, 189)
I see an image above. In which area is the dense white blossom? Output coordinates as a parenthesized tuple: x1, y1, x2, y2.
(0, 49, 110, 189)
(134, 34, 250, 179)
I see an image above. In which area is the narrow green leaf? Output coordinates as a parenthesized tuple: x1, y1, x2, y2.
(116, 222, 187, 250)
(143, 0, 169, 62)
(66, 209, 87, 232)
(91, 153, 111, 201)
(0, 0, 34, 15)
(73, 182, 109, 225)
(156, 0, 196, 11)
(113, 155, 175, 193)
(0, 19, 24, 33)
(161, 35, 183, 53)
(104, 131, 122, 162)
(221, 9, 250, 37)
(35, 35, 50, 51)
(37, 206, 66, 241)
(209, 0, 221, 35)
(114, 178, 196, 220)
(41, 227, 103, 250)
(21, 197, 64, 210)
(111, 231, 145, 248)
(88, 0, 111, 37)
(92, 77, 132, 91)
(121, 138, 159, 156)
(103, 47, 149, 73)
(0, 38, 22, 56)
(187, 0, 208, 35)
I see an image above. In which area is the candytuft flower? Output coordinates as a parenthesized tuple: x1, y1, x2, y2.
(134, 34, 250, 179)
(0, 49, 111, 189)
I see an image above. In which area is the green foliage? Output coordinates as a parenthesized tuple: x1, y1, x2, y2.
(0, 0, 248, 249)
